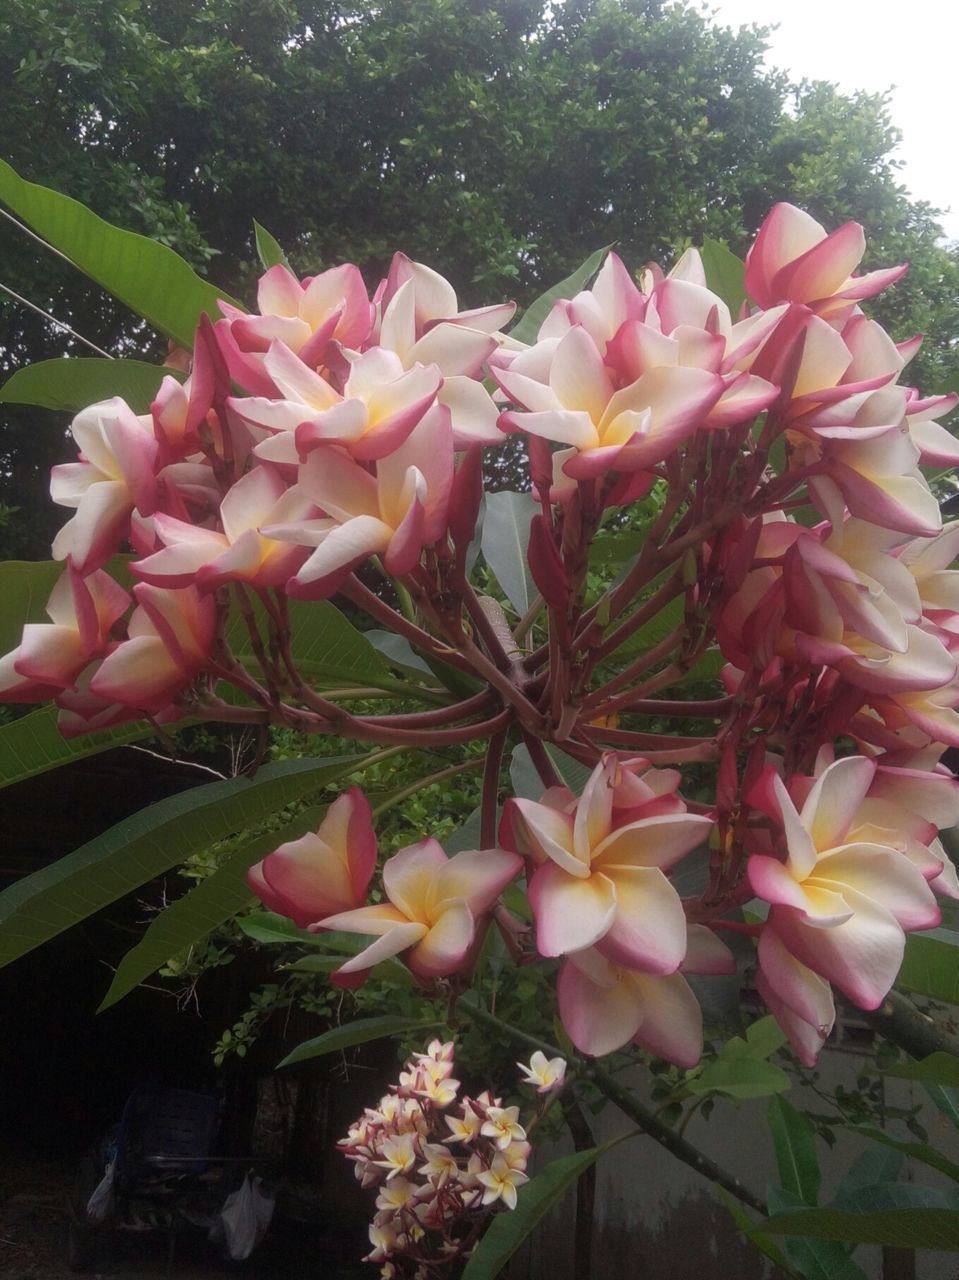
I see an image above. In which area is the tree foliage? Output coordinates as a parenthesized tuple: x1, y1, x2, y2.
(0, 0, 956, 554)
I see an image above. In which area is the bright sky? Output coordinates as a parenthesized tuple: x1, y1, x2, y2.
(707, 0, 959, 240)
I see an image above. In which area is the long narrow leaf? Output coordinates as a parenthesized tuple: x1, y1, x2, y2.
(847, 1125, 959, 1184)
(700, 237, 747, 314)
(766, 1189, 867, 1280)
(480, 491, 537, 616)
(0, 705, 154, 790)
(897, 929, 959, 1003)
(765, 1195, 959, 1250)
(719, 1190, 800, 1278)
(277, 1015, 442, 1067)
(0, 157, 243, 346)
(0, 754, 360, 969)
(768, 1096, 821, 1205)
(98, 801, 351, 1010)
(462, 1140, 621, 1280)
(508, 246, 612, 346)
(0, 560, 63, 654)
(0, 358, 182, 414)
(253, 220, 290, 270)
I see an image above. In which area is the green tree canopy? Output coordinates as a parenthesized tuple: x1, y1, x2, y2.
(1, 0, 956, 552)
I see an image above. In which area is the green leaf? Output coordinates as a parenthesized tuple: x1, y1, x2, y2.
(589, 530, 648, 566)
(0, 705, 155, 791)
(462, 1142, 617, 1280)
(0, 560, 64, 655)
(924, 1083, 959, 1130)
(253, 220, 290, 270)
(0, 156, 243, 347)
(768, 1096, 821, 1206)
(99, 806, 327, 1010)
(277, 1015, 442, 1067)
(237, 914, 369, 952)
(480, 491, 537, 616)
(508, 246, 612, 347)
(365, 630, 436, 679)
(602, 596, 684, 659)
(445, 806, 482, 854)
(700, 237, 747, 315)
(848, 1125, 959, 1184)
(766, 1188, 867, 1280)
(227, 597, 429, 698)
(764, 1197, 959, 1250)
(687, 1016, 790, 1099)
(509, 743, 593, 800)
(835, 1142, 903, 1204)
(0, 358, 183, 414)
(0, 755, 359, 969)
(882, 1050, 959, 1087)
(897, 929, 959, 1003)
(719, 1189, 800, 1279)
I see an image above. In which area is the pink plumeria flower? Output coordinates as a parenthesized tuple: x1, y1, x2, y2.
(50, 397, 159, 575)
(246, 787, 377, 928)
(0, 565, 129, 704)
(745, 202, 906, 318)
(756, 919, 837, 1067)
(370, 254, 515, 449)
(264, 412, 454, 599)
(216, 263, 372, 397)
(316, 839, 522, 986)
(509, 754, 711, 973)
(88, 583, 216, 714)
(516, 1051, 566, 1094)
(234, 340, 442, 463)
(749, 756, 941, 1010)
(556, 925, 734, 1062)
(495, 323, 726, 481)
(133, 464, 315, 592)
(477, 1154, 529, 1210)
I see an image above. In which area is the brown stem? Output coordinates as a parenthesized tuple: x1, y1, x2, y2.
(338, 575, 475, 674)
(481, 727, 509, 848)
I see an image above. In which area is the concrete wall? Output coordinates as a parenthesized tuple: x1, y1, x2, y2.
(510, 1040, 959, 1280)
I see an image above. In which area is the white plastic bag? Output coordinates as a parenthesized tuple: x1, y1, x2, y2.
(218, 1173, 275, 1260)
(85, 1159, 115, 1224)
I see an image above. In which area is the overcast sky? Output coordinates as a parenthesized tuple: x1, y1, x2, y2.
(707, 0, 959, 240)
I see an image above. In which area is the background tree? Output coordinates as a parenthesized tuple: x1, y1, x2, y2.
(1, 0, 956, 555)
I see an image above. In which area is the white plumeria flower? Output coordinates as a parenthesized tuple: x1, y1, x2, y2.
(445, 1106, 482, 1144)
(481, 1106, 526, 1150)
(412, 1072, 461, 1107)
(477, 1154, 530, 1210)
(517, 1050, 567, 1094)
(375, 1177, 418, 1216)
(419, 1143, 459, 1186)
(374, 1133, 418, 1180)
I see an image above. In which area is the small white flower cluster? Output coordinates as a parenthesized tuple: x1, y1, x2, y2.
(339, 1040, 557, 1277)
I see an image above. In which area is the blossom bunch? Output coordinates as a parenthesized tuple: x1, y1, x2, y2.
(338, 1040, 554, 1277)
(4, 201, 959, 1072)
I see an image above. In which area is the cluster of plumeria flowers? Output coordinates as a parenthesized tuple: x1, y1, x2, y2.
(4, 202, 959, 1067)
(338, 1039, 564, 1277)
